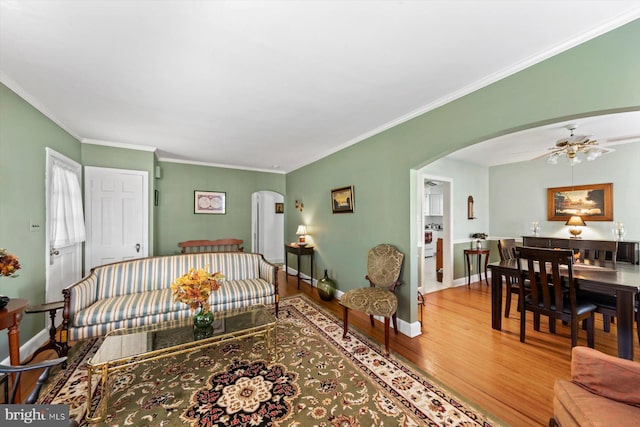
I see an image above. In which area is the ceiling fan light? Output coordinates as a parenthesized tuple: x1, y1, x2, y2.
(547, 154, 559, 164)
(586, 150, 602, 161)
(568, 156, 581, 166)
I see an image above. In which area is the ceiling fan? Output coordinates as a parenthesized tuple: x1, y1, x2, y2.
(537, 125, 613, 165)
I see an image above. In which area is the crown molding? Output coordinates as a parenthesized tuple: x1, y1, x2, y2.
(81, 138, 157, 152)
(157, 156, 286, 174)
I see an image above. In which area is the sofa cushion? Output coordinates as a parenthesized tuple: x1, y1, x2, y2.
(554, 380, 640, 427)
(75, 278, 273, 327)
(571, 346, 640, 407)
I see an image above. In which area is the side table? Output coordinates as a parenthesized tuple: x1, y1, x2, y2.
(464, 249, 490, 286)
(284, 244, 314, 289)
(0, 298, 29, 403)
(22, 301, 65, 365)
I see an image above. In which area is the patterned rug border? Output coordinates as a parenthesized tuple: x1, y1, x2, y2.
(282, 294, 504, 426)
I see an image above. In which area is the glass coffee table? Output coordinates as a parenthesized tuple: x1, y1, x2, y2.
(85, 305, 277, 423)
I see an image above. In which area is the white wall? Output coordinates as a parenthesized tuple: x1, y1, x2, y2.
(489, 143, 640, 241)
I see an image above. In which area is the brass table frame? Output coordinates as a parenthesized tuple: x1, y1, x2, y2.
(85, 305, 277, 423)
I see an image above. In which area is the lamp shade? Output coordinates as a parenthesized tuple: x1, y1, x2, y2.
(296, 225, 308, 235)
(565, 216, 586, 227)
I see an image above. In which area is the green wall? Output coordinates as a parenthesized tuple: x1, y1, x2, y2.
(0, 83, 80, 360)
(154, 161, 285, 255)
(286, 19, 640, 324)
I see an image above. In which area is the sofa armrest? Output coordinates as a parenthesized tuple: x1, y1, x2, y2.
(62, 274, 98, 324)
(571, 346, 640, 406)
(258, 256, 278, 285)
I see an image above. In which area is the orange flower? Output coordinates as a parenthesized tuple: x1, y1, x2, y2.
(170, 266, 224, 312)
(0, 249, 21, 278)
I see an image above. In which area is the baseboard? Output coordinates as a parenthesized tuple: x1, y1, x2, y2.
(0, 328, 49, 365)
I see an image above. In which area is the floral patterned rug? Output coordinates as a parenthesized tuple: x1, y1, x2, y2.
(40, 295, 501, 426)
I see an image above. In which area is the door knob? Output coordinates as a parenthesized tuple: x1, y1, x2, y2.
(50, 248, 60, 256)
(135, 243, 141, 253)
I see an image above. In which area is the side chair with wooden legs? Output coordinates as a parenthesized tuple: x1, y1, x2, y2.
(516, 247, 597, 348)
(497, 239, 519, 318)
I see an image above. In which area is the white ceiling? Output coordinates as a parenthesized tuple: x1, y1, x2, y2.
(1, 1, 639, 173)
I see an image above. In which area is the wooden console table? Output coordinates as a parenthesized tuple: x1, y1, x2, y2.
(0, 298, 29, 403)
(464, 248, 490, 286)
(285, 244, 314, 289)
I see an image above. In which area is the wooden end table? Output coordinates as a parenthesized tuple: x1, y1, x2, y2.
(464, 249, 490, 286)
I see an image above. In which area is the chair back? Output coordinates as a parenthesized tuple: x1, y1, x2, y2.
(178, 239, 244, 253)
(498, 238, 518, 261)
(366, 244, 404, 290)
(517, 246, 576, 316)
(566, 240, 617, 265)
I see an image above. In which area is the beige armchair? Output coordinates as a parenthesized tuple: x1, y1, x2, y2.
(552, 346, 640, 426)
(340, 244, 404, 356)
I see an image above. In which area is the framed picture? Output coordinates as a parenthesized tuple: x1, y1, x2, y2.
(547, 183, 613, 221)
(194, 190, 226, 214)
(331, 186, 354, 213)
(275, 202, 284, 214)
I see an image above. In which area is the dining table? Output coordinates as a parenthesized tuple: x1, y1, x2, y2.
(488, 259, 640, 360)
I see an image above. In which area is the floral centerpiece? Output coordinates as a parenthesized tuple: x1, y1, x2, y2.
(0, 248, 21, 278)
(171, 267, 224, 311)
(471, 233, 487, 249)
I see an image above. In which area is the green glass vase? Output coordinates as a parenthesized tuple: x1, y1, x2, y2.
(193, 305, 214, 329)
(317, 269, 336, 301)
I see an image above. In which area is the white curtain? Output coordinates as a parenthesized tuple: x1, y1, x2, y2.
(51, 163, 86, 246)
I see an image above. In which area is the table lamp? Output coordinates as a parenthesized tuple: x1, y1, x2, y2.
(565, 215, 586, 238)
(296, 225, 308, 245)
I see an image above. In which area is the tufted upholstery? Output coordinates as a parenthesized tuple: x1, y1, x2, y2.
(341, 244, 404, 356)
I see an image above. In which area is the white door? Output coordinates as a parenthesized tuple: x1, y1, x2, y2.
(84, 167, 148, 271)
(45, 149, 83, 303)
(252, 191, 284, 263)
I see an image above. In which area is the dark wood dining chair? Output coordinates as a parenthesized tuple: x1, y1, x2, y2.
(0, 357, 67, 404)
(566, 240, 617, 265)
(516, 247, 597, 348)
(497, 238, 519, 318)
(567, 240, 618, 331)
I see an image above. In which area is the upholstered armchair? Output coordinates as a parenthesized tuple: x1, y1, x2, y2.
(340, 244, 404, 356)
(552, 346, 640, 426)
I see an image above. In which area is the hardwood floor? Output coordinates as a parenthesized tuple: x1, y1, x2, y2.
(280, 272, 640, 427)
(15, 271, 640, 426)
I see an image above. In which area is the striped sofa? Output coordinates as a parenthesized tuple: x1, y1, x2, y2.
(61, 252, 278, 348)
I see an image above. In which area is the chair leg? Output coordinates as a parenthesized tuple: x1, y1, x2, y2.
(520, 308, 526, 343)
(587, 316, 595, 348)
(603, 315, 611, 332)
(571, 319, 578, 348)
(534, 313, 540, 331)
(504, 277, 512, 318)
(369, 314, 375, 327)
(342, 306, 349, 338)
(392, 312, 398, 334)
(384, 317, 390, 356)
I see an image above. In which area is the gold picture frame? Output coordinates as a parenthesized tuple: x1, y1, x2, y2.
(331, 186, 354, 213)
(547, 183, 613, 221)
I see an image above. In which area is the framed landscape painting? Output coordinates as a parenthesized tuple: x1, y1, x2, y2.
(331, 186, 354, 213)
(194, 190, 226, 214)
(547, 183, 613, 221)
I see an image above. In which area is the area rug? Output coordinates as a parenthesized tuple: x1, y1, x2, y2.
(40, 295, 501, 426)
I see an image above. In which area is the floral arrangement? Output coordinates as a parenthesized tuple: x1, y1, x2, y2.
(470, 233, 487, 239)
(0, 248, 21, 278)
(170, 267, 224, 312)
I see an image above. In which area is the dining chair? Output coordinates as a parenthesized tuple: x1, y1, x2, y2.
(0, 357, 67, 404)
(516, 247, 597, 348)
(567, 240, 618, 331)
(497, 238, 519, 318)
(340, 243, 404, 356)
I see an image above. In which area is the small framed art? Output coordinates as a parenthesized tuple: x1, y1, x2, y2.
(275, 202, 284, 214)
(331, 186, 354, 214)
(194, 190, 226, 214)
